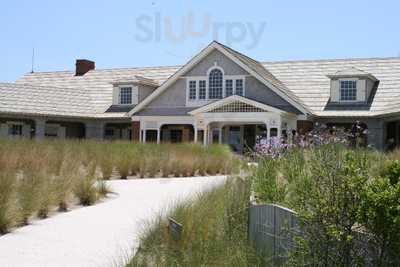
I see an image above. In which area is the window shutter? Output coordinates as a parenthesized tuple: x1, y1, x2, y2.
(113, 87, 120, 105)
(22, 124, 31, 138)
(132, 86, 139, 104)
(0, 123, 8, 138)
(356, 79, 366, 102)
(330, 80, 339, 102)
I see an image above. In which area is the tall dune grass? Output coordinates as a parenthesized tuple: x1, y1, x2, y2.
(128, 177, 261, 266)
(0, 139, 239, 234)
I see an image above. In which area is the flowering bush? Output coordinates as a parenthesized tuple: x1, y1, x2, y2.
(253, 121, 367, 159)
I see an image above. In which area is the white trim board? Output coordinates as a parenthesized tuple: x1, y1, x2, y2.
(188, 95, 292, 116)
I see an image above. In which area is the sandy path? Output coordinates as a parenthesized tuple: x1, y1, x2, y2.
(0, 176, 226, 267)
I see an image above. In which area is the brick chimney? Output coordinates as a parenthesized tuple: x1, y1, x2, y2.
(75, 59, 95, 76)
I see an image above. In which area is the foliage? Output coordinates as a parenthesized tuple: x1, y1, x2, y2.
(128, 178, 261, 267)
(252, 158, 285, 204)
(358, 169, 400, 266)
(0, 171, 18, 234)
(0, 139, 238, 234)
(73, 163, 98, 206)
(288, 147, 372, 267)
(253, 143, 400, 266)
(381, 160, 400, 185)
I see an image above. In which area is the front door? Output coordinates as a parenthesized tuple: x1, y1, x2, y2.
(228, 126, 242, 153)
(170, 129, 182, 143)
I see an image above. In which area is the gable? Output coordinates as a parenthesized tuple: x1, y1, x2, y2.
(141, 48, 250, 111)
(129, 41, 310, 116)
(184, 49, 248, 77)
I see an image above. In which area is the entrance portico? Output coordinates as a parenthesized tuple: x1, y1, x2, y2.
(190, 95, 297, 149)
(132, 95, 297, 152)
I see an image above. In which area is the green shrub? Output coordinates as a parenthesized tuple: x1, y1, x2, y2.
(53, 155, 79, 211)
(99, 153, 114, 180)
(252, 158, 286, 204)
(17, 171, 43, 225)
(115, 145, 133, 179)
(381, 160, 400, 185)
(37, 172, 55, 219)
(73, 164, 98, 206)
(358, 176, 400, 266)
(252, 144, 400, 266)
(0, 171, 18, 234)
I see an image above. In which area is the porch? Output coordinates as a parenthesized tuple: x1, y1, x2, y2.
(134, 95, 298, 152)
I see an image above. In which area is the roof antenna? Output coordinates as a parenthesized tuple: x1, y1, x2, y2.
(31, 47, 35, 73)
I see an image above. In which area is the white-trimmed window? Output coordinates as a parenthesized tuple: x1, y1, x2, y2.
(189, 80, 197, 100)
(340, 80, 357, 101)
(235, 79, 244, 96)
(208, 69, 223, 99)
(8, 124, 22, 136)
(119, 87, 133, 105)
(185, 66, 245, 105)
(199, 80, 206, 100)
(225, 79, 233, 96)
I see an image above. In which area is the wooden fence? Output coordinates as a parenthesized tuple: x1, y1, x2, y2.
(248, 203, 299, 266)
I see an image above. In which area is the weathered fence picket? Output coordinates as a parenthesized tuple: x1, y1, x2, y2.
(248, 203, 299, 266)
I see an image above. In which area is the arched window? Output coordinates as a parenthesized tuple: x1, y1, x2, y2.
(208, 69, 223, 99)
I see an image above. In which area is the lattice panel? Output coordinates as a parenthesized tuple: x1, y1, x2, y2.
(208, 101, 265, 113)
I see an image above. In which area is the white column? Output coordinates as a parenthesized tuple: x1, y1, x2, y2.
(277, 118, 282, 140)
(34, 118, 46, 140)
(194, 125, 198, 143)
(157, 128, 161, 144)
(203, 124, 208, 146)
(277, 127, 282, 139)
(218, 127, 223, 144)
(143, 129, 147, 143)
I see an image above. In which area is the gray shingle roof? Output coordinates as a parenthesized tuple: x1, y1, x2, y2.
(12, 54, 400, 118)
(0, 82, 94, 118)
(16, 66, 179, 117)
(217, 42, 310, 114)
(262, 57, 400, 117)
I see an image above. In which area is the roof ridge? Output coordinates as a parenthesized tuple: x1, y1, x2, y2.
(22, 56, 400, 76)
(261, 56, 400, 65)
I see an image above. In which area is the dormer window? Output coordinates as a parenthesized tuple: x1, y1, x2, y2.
(327, 68, 379, 104)
(119, 87, 133, 105)
(340, 80, 357, 101)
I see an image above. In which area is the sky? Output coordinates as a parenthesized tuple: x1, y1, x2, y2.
(0, 0, 399, 82)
